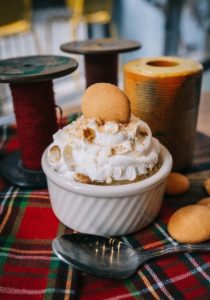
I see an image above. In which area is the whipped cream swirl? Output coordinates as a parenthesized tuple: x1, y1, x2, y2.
(47, 114, 160, 183)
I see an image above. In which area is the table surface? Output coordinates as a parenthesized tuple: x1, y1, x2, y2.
(0, 103, 210, 299)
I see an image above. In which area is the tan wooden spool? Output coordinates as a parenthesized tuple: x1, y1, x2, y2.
(124, 56, 203, 170)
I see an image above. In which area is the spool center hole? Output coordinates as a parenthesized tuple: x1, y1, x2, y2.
(23, 64, 33, 68)
(147, 60, 178, 67)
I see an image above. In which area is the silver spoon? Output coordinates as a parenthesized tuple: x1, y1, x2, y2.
(52, 233, 210, 279)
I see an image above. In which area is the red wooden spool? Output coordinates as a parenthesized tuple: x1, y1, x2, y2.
(0, 55, 78, 188)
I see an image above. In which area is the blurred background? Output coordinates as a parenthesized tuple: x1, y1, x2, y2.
(1, 0, 210, 125)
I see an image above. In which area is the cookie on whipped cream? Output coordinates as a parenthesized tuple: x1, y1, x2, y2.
(81, 83, 131, 123)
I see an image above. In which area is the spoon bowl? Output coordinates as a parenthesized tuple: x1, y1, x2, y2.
(53, 233, 210, 279)
(53, 234, 139, 278)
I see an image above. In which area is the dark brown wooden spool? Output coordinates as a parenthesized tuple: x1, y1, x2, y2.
(61, 38, 141, 87)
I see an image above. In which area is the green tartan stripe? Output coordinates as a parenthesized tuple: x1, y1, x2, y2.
(2, 188, 30, 236)
(0, 186, 31, 281)
(124, 278, 146, 300)
(0, 190, 33, 208)
(0, 236, 15, 275)
(180, 253, 210, 289)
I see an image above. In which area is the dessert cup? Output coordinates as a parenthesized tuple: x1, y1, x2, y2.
(42, 144, 172, 236)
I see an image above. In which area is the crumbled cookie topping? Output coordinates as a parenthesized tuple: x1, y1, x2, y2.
(49, 145, 61, 162)
(74, 173, 92, 184)
(114, 141, 132, 154)
(139, 130, 148, 137)
(95, 118, 105, 126)
(106, 177, 113, 184)
(83, 127, 95, 142)
(107, 147, 116, 157)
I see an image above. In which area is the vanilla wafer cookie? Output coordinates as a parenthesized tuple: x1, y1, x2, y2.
(167, 205, 210, 243)
(165, 172, 190, 196)
(81, 83, 131, 123)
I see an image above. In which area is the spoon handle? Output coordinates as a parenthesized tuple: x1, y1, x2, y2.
(136, 244, 210, 265)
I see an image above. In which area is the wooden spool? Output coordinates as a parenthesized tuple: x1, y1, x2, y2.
(124, 56, 203, 170)
(0, 55, 78, 188)
(61, 38, 141, 87)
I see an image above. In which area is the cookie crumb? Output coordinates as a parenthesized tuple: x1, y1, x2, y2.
(83, 127, 95, 143)
(106, 177, 112, 184)
(74, 173, 92, 184)
(139, 130, 148, 137)
(49, 145, 61, 162)
(95, 118, 104, 126)
(107, 148, 115, 157)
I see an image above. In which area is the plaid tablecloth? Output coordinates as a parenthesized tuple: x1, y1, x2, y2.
(0, 119, 210, 300)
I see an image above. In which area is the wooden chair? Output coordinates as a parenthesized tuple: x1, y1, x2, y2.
(0, 0, 32, 37)
(0, 0, 41, 57)
(66, 0, 114, 38)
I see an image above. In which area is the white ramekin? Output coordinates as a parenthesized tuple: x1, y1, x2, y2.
(42, 144, 172, 236)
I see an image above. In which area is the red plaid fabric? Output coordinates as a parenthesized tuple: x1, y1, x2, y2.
(0, 119, 210, 300)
